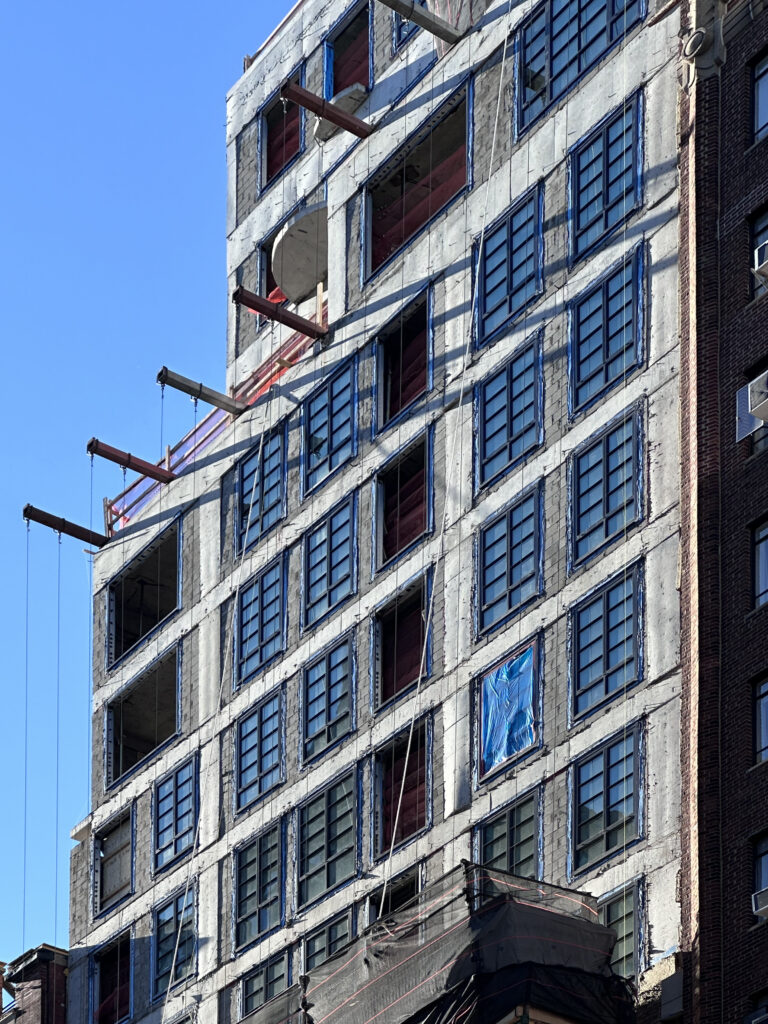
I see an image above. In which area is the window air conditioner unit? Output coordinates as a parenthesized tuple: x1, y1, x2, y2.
(749, 371, 768, 423)
(756, 242, 768, 283)
(737, 370, 768, 440)
(752, 886, 768, 917)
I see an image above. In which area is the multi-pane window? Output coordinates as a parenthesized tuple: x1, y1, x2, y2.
(94, 932, 130, 1024)
(239, 558, 284, 682)
(478, 341, 539, 486)
(95, 812, 132, 913)
(600, 887, 637, 977)
(378, 295, 429, 428)
(573, 567, 639, 717)
(479, 794, 537, 879)
(377, 437, 428, 565)
(305, 913, 351, 970)
(305, 497, 355, 626)
(755, 519, 768, 608)
(298, 773, 356, 906)
(304, 639, 353, 759)
(756, 677, 768, 765)
(325, 4, 370, 98)
(572, 251, 639, 410)
(375, 578, 427, 705)
(755, 834, 768, 902)
(393, 0, 426, 49)
(575, 730, 638, 870)
(375, 724, 428, 855)
(154, 889, 195, 996)
(572, 98, 640, 259)
(478, 489, 540, 634)
(755, 55, 768, 143)
(235, 825, 281, 949)
(573, 413, 639, 563)
(242, 952, 288, 1015)
(479, 190, 542, 342)
(236, 693, 281, 810)
(155, 759, 195, 870)
(305, 362, 355, 492)
(752, 209, 768, 299)
(239, 428, 284, 550)
(263, 85, 301, 186)
(518, 0, 643, 129)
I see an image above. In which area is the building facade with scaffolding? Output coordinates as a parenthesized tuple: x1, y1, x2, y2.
(64, 0, 685, 1022)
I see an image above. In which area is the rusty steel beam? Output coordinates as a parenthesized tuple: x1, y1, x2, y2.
(280, 82, 373, 139)
(374, 0, 461, 43)
(157, 366, 248, 416)
(86, 438, 177, 484)
(23, 504, 110, 548)
(232, 286, 327, 340)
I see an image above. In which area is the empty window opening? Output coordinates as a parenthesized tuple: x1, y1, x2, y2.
(108, 524, 179, 666)
(378, 297, 428, 427)
(368, 96, 467, 274)
(95, 812, 132, 914)
(376, 724, 427, 854)
(94, 933, 130, 1024)
(378, 438, 428, 565)
(107, 648, 178, 785)
(261, 239, 288, 304)
(305, 913, 351, 970)
(368, 867, 419, 924)
(263, 80, 301, 186)
(327, 5, 370, 98)
(376, 580, 426, 705)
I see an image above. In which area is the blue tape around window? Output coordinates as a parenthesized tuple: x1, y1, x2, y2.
(480, 647, 535, 776)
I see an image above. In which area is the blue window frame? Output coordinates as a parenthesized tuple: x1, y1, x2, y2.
(236, 692, 282, 810)
(238, 558, 284, 683)
(304, 638, 353, 760)
(242, 952, 288, 1015)
(478, 488, 541, 634)
(239, 427, 284, 550)
(93, 932, 131, 1024)
(154, 888, 195, 996)
(298, 772, 356, 907)
(304, 912, 352, 970)
(571, 97, 641, 259)
(574, 728, 639, 871)
(305, 361, 355, 493)
(599, 883, 639, 978)
(754, 54, 768, 143)
(478, 339, 540, 487)
(154, 758, 195, 871)
(393, 0, 426, 49)
(235, 824, 281, 949)
(573, 411, 640, 563)
(262, 74, 303, 188)
(305, 496, 355, 627)
(478, 792, 538, 878)
(573, 565, 640, 717)
(478, 643, 537, 777)
(479, 188, 542, 344)
(518, 0, 643, 130)
(572, 250, 640, 411)
(324, 2, 371, 99)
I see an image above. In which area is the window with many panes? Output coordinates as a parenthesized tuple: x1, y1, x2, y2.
(305, 496, 355, 626)
(573, 566, 640, 717)
(755, 519, 768, 608)
(756, 677, 768, 764)
(375, 577, 428, 706)
(377, 294, 429, 428)
(242, 952, 288, 1015)
(235, 825, 281, 949)
(573, 412, 639, 563)
(298, 773, 356, 906)
(753, 209, 768, 299)
(571, 97, 640, 259)
(305, 913, 351, 970)
(572, 250, 640, 411)
(479, 189, 542, 343)
(376, 436, 429, 566)
(154, 888, 195, 996)
(574, 729, 638, 871)
(600, 886, 637, 977)
(518, 0, 643, 129)
(263, 76, 301, 187)
(239, 558, 284, 683)
(479, 793, 538, 880)
(478, 339, 540, 487)
(755, 55, 768, 143)
(304, 638, 353, 759)
(325, 3, 370, 99)
(375, 724, 428, 855)
(305, 361, 355, 493)
(154, 759, 195, 870)
(478, 489, 540, 634)
(239, 428, 284, 550)
(236, 693, 281, 810)
(94, 933, 130, 1024)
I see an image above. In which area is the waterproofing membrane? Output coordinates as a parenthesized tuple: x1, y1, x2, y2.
(480, 647, 536, 776)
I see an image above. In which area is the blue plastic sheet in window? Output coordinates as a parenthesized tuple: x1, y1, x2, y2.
(480, 647, 535, 776)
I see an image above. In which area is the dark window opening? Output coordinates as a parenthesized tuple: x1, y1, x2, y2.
(755, 55, 768, 143)
(378, 438, 428, 564)
(755, 519, 768, 609)
(369, 867, 419, 924)
(376, 725, 427, 854)
(329, 6, 370, 97)
(378, 297, 428, 426)
(107, 648, 177, 785)
(756, 677, 768, 765)
(261, 240, 288, 304)
(95, 933, 130, 1024)
(108, 524, 179, 666)
(755, 834, 768, 911)
(95, 812, 132, 914)
(264, 83, 301, 186)
(369, 97, 467, 273)
(377, 580, 426, 705)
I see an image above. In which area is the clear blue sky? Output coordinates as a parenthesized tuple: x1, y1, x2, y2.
(0, 0, 297, 971)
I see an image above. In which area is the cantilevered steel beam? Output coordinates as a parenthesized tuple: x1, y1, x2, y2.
(374, 0, 461, 43)
(157, 366, 248, 416)
(23, 504, 110, 547)
(232, 286, 326, 340)
(280, 82, 373, 139)
(86, 438, 177, 484)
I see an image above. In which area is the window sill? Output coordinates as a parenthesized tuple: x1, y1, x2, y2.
(747, 757, 768, 775)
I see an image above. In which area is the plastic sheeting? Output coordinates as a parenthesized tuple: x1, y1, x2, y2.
(480, 646, 535, 777)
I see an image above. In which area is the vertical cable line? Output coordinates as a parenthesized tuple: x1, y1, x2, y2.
(23, 519, 30, 950)
(55, 532, 62, 947)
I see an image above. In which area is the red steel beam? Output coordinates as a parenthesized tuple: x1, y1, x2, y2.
(23, 504, 110, 547)
(232, 286, 327, 340)
(87, 438, 177, 484)
(280, 82, 373, 139)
